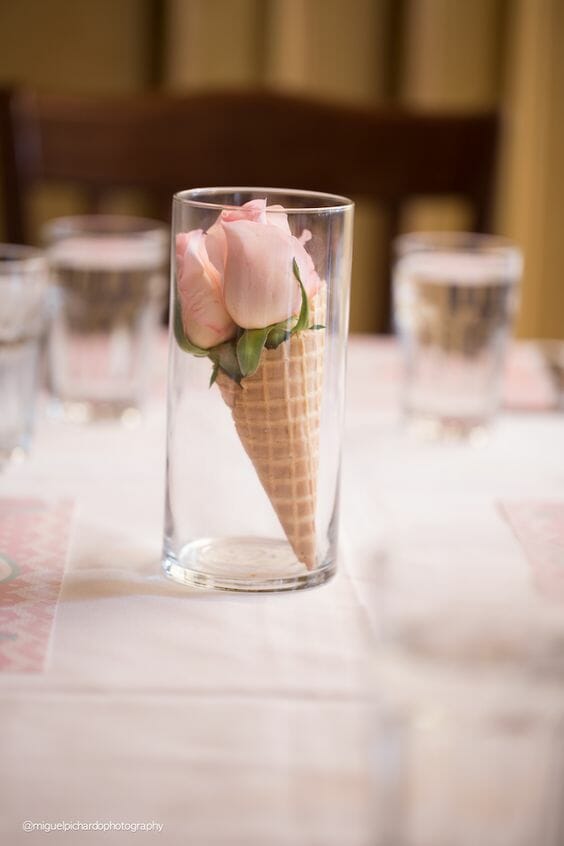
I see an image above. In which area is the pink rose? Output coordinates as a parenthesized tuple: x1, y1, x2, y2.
(222, 198, 268, 224)
(221, 220, 319, 329)
(261, 204, 292, 235)
(176, 199, 321, 342)
(206, 199, 291, 274)
(176, 229, 236, 349)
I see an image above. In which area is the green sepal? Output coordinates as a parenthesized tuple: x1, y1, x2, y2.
(209, 340, 242, 383)
(209, 361, 220, 387)
(265, 316, 295, 349)
(237, 327, 269, 377)
(265, 326, 291, 349)
(292, 259, 310, 334)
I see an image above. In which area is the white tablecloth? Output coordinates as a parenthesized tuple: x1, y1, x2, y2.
(1, 336, 563, 845)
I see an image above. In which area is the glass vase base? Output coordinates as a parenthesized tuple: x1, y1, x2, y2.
(162, 536, 335, 593)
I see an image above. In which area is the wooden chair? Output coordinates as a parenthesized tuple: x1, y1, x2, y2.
(0, 87, 498, 329)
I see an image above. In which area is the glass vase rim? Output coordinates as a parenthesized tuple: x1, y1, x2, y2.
(394, 230, 522, 258)
(173, 186, 354, 214)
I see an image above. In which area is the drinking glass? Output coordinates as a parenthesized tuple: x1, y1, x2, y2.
(394, 233, 522, 439)
(43, 215, 168, 422)
(0, 244, 49, 465)
(163, 188, 354, 592)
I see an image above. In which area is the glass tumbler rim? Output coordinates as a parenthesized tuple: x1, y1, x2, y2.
(41, 214, 169, 245)
(173, 186, 355, 214)
(394, 230, 522, 259)
(0, 243, 47, 274)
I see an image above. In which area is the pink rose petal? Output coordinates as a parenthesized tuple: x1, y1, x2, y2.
(176, 230, 236, 349)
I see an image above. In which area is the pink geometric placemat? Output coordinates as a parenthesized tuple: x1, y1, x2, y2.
(0, 498, 74, 672)
(500, 501, 564, 602)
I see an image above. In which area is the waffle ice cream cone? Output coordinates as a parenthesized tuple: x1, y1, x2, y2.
(216, 290, 326, 570)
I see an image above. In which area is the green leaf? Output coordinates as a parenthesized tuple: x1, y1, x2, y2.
(237, 327, 269, 377)
(292, 259, 310, 334)
(264, 315, 295, 349)
(266, 326, 291, 349)
(210, 340, 242, 383)
(309, 324, 325, 331)
(173, 299, 210, 356)
(209, 361, 220, 387)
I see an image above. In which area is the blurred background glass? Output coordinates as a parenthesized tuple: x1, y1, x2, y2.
(0, 0, 562, 341)
(394, 232, 522, 439)
(43, 215, 168, 422)
(0, 244, 48, 465)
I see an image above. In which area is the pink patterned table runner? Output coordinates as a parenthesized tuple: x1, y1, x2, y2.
(0, 499, 74, 672)
(500, 501, 564, 602)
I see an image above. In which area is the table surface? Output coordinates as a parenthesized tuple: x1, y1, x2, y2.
(1, 336, 563, 845)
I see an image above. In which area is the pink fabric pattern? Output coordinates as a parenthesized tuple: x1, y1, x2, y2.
(0, 498, 74, 672)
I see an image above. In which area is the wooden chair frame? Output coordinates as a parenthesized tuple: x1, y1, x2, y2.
(0, 87, 498, 327)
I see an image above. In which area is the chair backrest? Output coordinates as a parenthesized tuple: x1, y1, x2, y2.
(0, 87, 498, 327)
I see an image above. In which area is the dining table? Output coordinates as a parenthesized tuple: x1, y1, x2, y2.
(1, 333, 563, 845)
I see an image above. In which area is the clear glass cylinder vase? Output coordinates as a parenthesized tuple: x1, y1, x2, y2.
(162, 188, 354, 592)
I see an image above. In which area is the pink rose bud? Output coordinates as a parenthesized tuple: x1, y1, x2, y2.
(176, 230, 236, 349)
(222, 198, 268, 224)
(206, 199, 269, 274)
(265, 204, 292, 234)
(221, 220, 320, 329)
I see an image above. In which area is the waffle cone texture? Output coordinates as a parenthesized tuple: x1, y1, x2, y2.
(216, 290, 326, 570)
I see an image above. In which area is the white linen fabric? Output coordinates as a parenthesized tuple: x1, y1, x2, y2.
(1, 336, 563, 845)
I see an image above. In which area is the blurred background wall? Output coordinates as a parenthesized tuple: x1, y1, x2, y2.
(0, 0, 562, 338)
